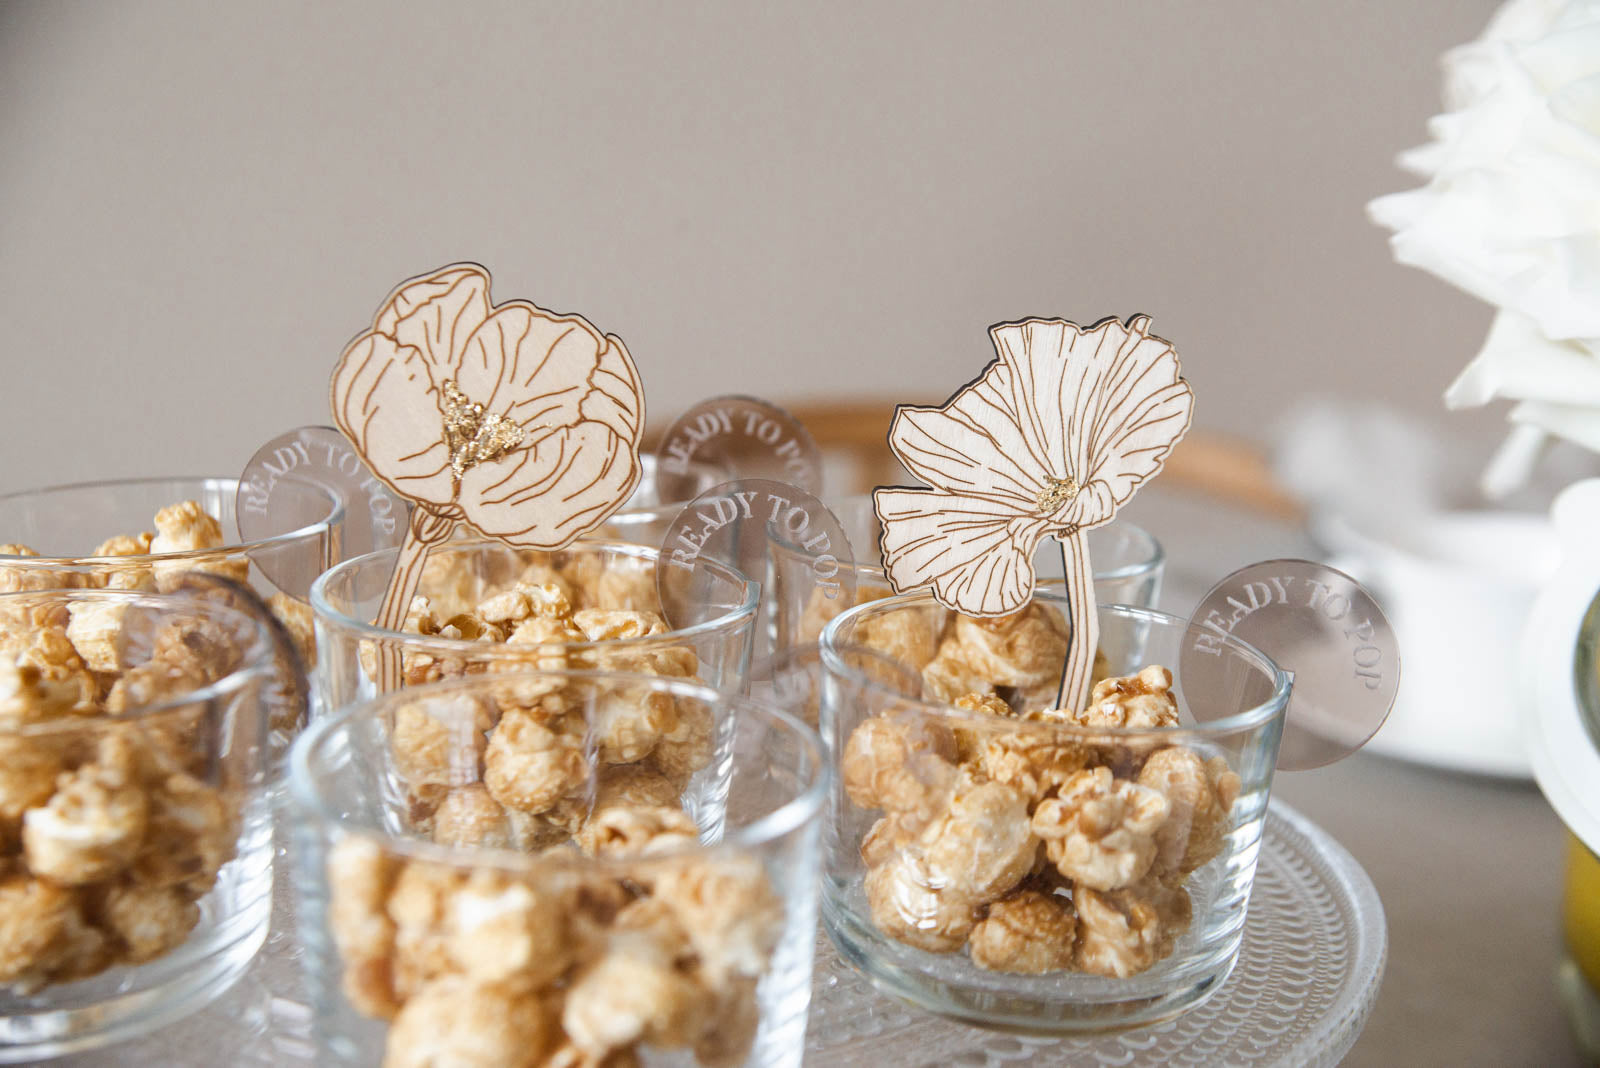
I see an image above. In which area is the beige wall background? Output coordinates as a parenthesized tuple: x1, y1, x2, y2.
(0, 0, 1503, 496)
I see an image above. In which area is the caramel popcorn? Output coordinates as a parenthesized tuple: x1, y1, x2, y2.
(0, 875, 87, 991)
(864, 849, 978, 953)
(1030, 767, 1169, 891)
(849, 664, 1236, 979)
(391, 693, 495, 791)
(90, 534, 156, 592)
(923, 605, 1067, 709)
(645, 695, 715, 791)
(151, 500, 248, 586)
(378, 553, 720, 830)
(23, 754, 149, 885)
(445, 869, 571, 988)
(1074, 878, 1192, 979)
(576, 804, 698, 858)
(917, 770, 1036, 902)
(968, 888, 1077, 974)
(1075, 666, 1180, 732)
(327, 836, 402, 1018)
(0, 651, 88, 724)
(384, 975, 554, 1068)
(0, 725, 240, 991)
(432, 785, 517, 850)
(484, 710, 588, 816)
(0, 514, 272, 994)
(841, 712, 958, 817)
(0, 548, 84, 627)
(65, 598, 128, 673)
(563, 929, 706, 1056)
(1137, 747, 1242, 877)
(326, 835, 782, 1068)
(100, 881, 200, 964)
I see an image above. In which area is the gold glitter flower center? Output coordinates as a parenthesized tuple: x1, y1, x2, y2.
(441, 380, 527, 480)
(1036, 475, 1081, 514)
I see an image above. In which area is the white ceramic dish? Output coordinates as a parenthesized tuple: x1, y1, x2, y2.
(1313, 507, 1559, 778)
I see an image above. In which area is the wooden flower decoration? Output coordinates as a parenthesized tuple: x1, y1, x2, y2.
(874, 315, 1192, 710)
(330, 263, 645, 686)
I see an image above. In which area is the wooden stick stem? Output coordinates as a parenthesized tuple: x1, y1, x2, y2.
(374, 505, 457, 692)
(1055, 528, 1098, 712)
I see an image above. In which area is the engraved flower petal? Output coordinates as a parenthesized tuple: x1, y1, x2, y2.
(888, 403, 1045, 511)
(877, 315, 1191, 617)
(461, 421, 642, 548)
(330, 264, 645, 548)
(330, 332, 456, 506)
(875, 488, 1051, 616)
(987, 317, 1193, 529)
(374, 264, 493, 375)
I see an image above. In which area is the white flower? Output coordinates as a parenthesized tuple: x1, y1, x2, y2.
(1368, 0, 1600, 488)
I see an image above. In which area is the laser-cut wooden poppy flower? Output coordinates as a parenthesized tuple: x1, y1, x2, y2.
(330, 263, 645, 687)
(332, 263, 645, 548)
(874, 315, 1192, 709)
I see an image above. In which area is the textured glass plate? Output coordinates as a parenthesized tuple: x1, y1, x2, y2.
(53, 801, 1384, 1067)
(806, 800, 1386, 1067)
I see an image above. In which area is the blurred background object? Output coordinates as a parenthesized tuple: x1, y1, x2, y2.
(1369, 0, 1600, 495)
(0, 0, 1502, 494)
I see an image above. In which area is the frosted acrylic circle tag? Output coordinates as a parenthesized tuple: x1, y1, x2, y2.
(1181, 559, 1399, 771)
(236, 425, 408, 597)
(655, 396, 824, 503)
(657, 479, 855, 660)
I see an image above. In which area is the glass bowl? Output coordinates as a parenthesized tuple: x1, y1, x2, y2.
(310, 540, 759, 713)
(0, 587, 279, 1061)
(783, 520, 1164, 657)
(818, 595, 1289, 1033)
(0, 475, 343, 600)
(288, 669, 827, 1068)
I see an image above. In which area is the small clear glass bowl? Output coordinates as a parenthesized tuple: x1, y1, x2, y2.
(818, 595, 1289, 1033)
(780, 516, 1165, 653)
(310, 540, 759, 714)
(0, 475, 343, 597)
(288, 669, 828, 1068)
(0, 587, 278, 1062)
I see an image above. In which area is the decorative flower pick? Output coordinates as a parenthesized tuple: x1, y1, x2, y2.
(874, 315, 1193, 711)
(331, 263, 645, 688)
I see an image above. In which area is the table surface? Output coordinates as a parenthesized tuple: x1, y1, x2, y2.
(1121, 487, 1589, 1068)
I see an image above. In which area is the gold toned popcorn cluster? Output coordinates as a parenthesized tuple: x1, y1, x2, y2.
(801, 591, 1109, 715)
(845, 666, 1240, 977)
(373, 548, 668, 691)
(326, 822, 783, 1067)
(373, 551, 710, 846)
(0, 615, 244, 993)
(0, 500, 318, 673)
(389, 667, 712, 859)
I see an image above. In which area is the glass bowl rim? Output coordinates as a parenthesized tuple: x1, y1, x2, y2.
(288, 668, 829, 866)
(310, 537, 761, 655)
(820, 596, 1292, 738)
(813, 500, 1165, 585)
(0, 474, 345, 567)
(0, 587, 274, 735)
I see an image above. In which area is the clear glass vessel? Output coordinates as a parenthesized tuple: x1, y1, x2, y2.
(818, 595, 1289, 1033)
(311, 540, 758, 714)
(288, 669, 828, 1068)
(0, 587, 278, 1061)
(783, 510, 1165, 654)
(0, 475, 343, 599)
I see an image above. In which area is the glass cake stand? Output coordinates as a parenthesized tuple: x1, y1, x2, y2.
(54, 801, 1385, 1068)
